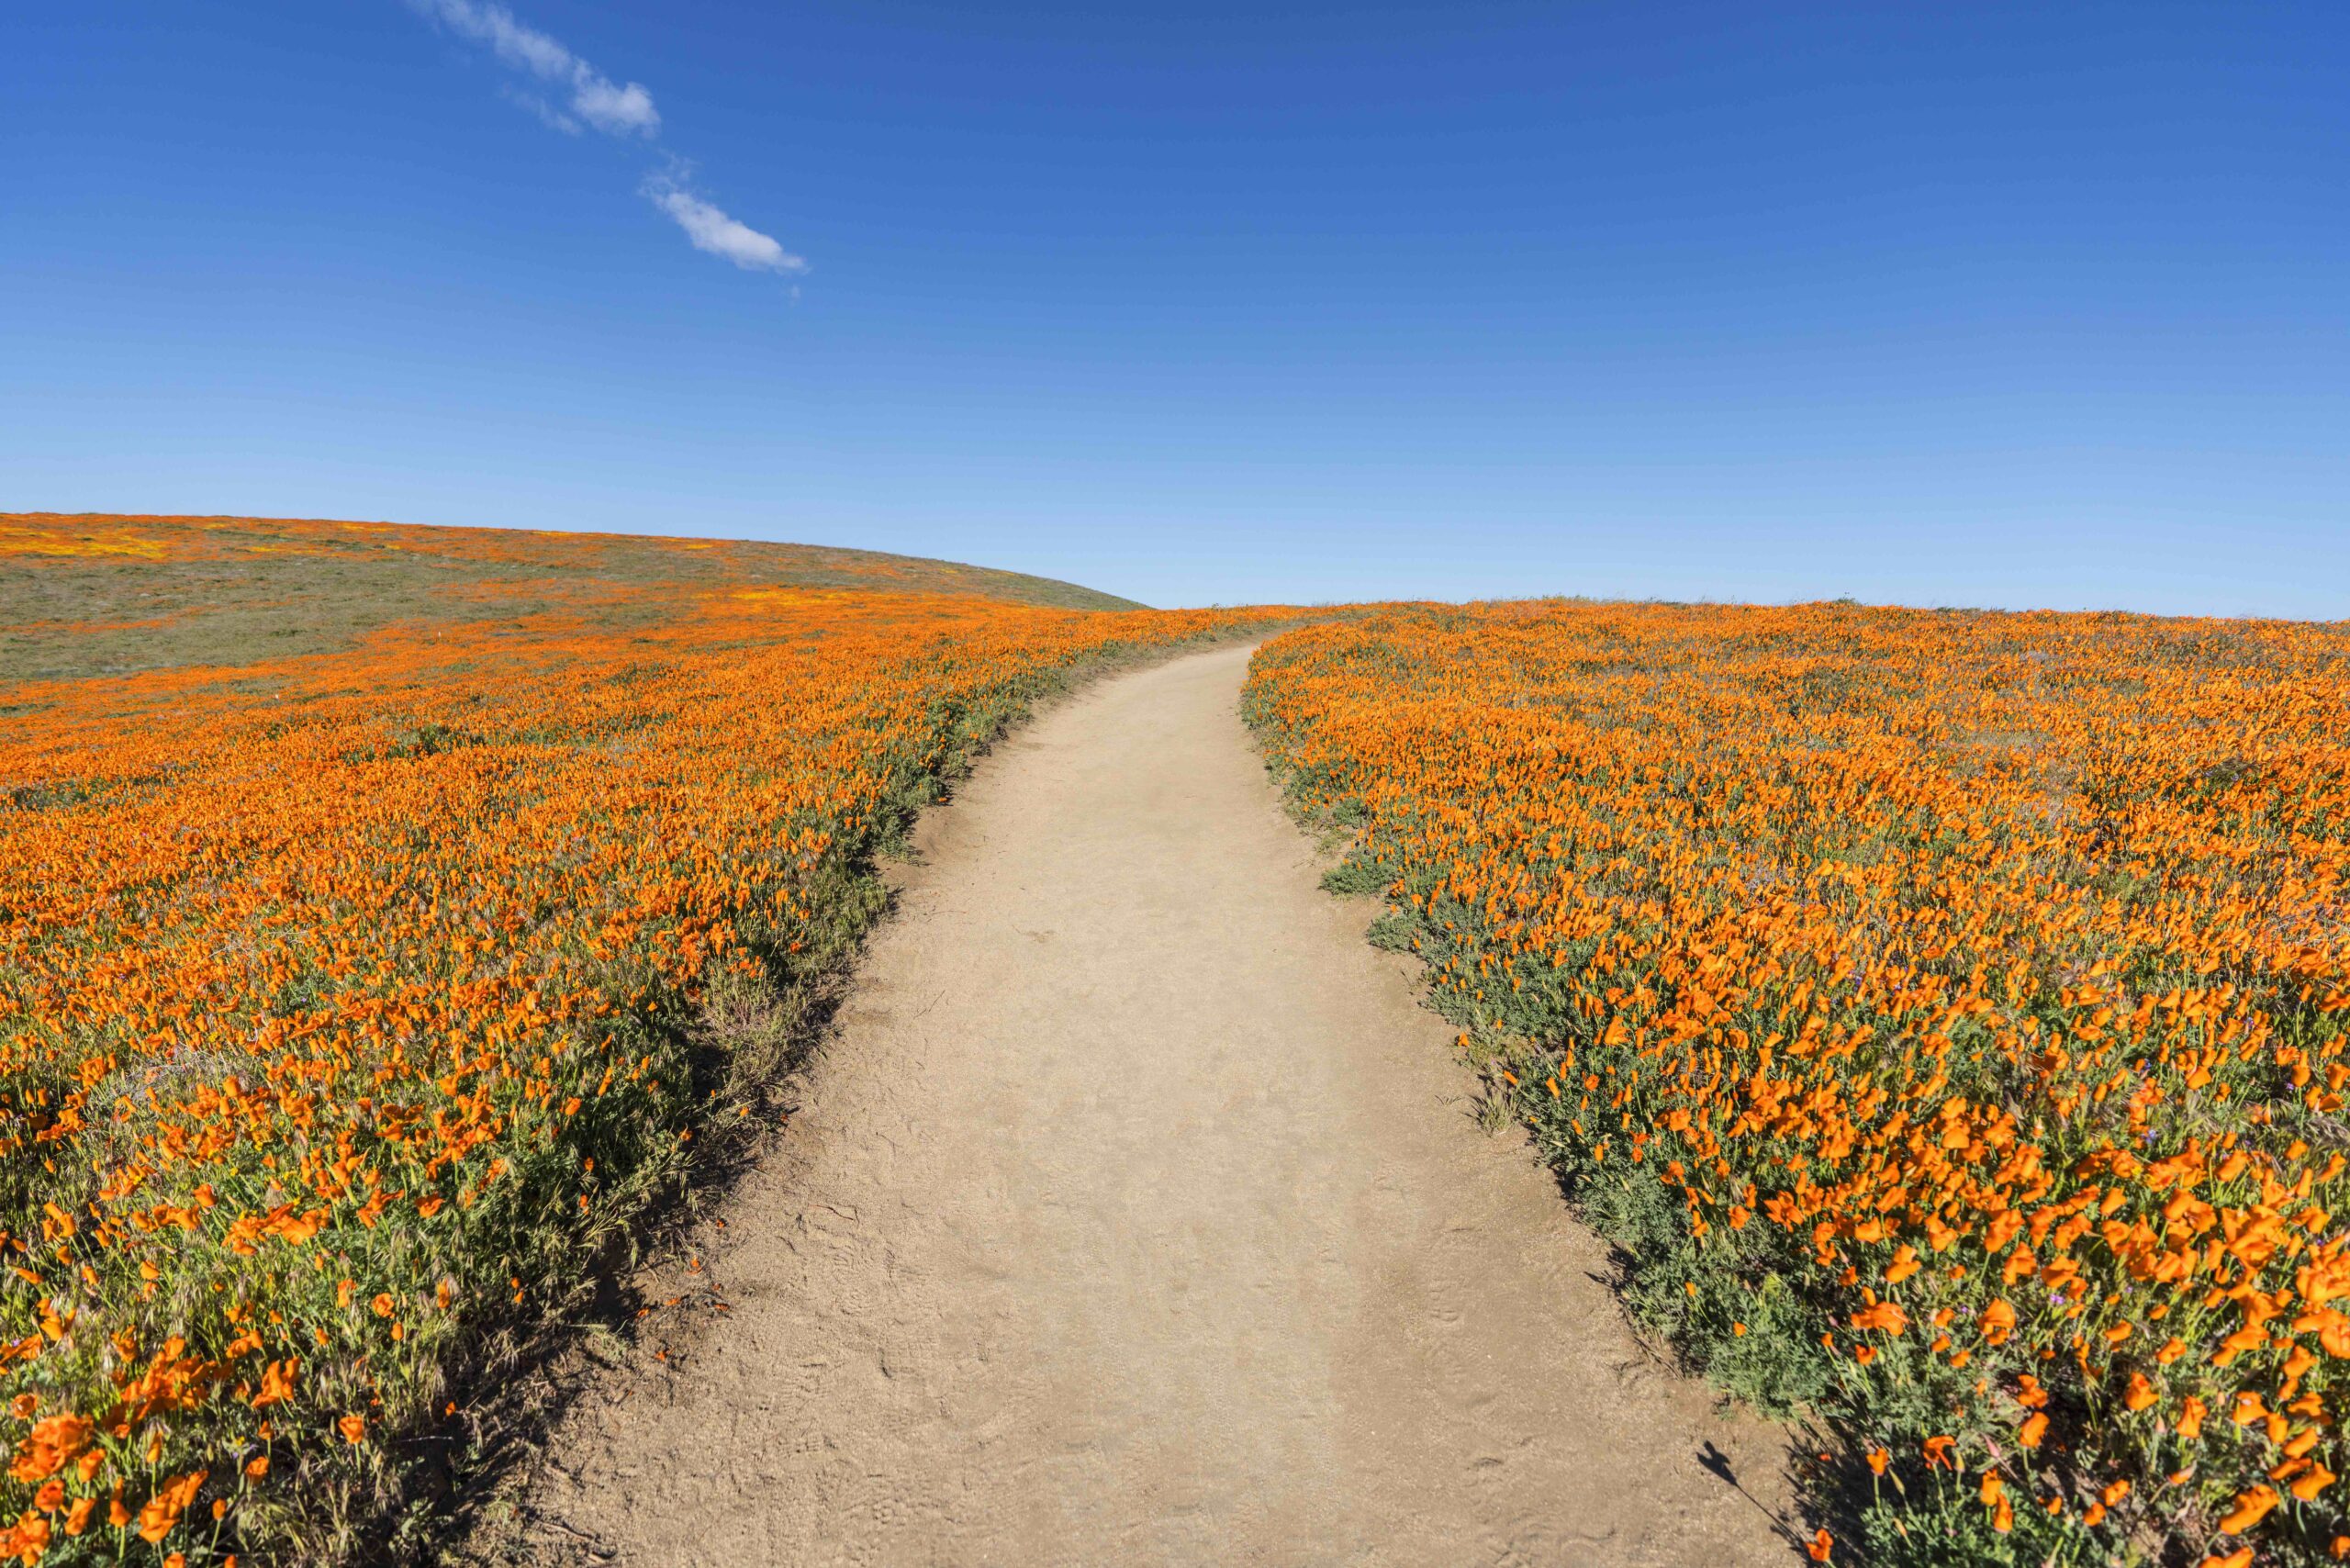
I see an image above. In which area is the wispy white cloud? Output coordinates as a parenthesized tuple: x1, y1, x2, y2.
(408, 0, 802, 277)
(572, 77, 658, 138)
(643, 171, 806, 274)
(500, 84, 580, 135)
(414, 0, 659, 137)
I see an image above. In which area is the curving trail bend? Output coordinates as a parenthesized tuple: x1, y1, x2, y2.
(518, 643, 1796, 1567)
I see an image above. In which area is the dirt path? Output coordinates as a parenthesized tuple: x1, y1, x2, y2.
(517, 643, 1796, 1566)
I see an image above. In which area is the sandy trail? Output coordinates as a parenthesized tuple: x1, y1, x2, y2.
(520, 643, 1795, 1566)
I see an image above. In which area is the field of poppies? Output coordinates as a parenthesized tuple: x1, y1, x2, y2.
(1247, 602, 2350, 1566)
(0, 513, 1286, 1564)
(17, 512, 2348, 1566)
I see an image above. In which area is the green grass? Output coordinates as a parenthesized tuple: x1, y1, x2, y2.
(0, 512, 1144, 686)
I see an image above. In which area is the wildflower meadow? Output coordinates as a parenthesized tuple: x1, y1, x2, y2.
(0, 514, 1288, 1563)
(1248, 602, 2350, 1566)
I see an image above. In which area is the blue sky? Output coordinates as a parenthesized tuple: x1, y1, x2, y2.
(5, 2, 2345, 614)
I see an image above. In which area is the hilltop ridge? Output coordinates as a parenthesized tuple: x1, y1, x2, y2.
(0, 511, 1143, 684)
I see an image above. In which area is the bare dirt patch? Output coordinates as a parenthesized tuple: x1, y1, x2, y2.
(493, 643, 1796, 1566)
